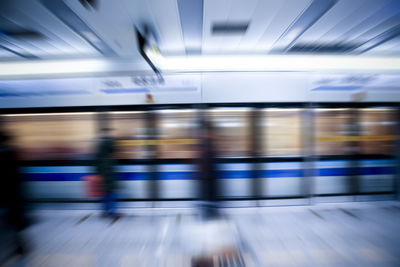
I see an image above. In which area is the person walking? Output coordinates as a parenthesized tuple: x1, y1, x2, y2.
(0, 129, 29, 256)
(198, 120, 219, 219)
(94, 128, 120, 218)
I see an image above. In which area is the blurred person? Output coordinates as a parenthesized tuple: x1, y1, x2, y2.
(94, 127, 121, 218)
(198, 119, 219, 219)
(0, 128, 29, 256)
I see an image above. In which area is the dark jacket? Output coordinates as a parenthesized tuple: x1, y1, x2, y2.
(199, 136, 218, 201)
(94, 137, 117, 193)
(0, 143, 26, 230)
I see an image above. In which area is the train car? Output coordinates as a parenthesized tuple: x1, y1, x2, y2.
(1, 102, 398, 202)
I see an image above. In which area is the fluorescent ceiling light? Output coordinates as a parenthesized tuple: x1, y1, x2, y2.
(0, 59, 108, 77)
(146, 49, 400, 73)
(0, 58, 149, 78)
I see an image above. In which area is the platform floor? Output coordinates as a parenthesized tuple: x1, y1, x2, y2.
(2, 201, 400, 267)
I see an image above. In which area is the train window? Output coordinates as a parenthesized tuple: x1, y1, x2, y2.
(208, 108, 251, 158)
(3, 112, 96, 160)
(261, 108, 302, 156)
(360, 108, 396, 155)
(314, 109, 351, 155)
(109, 111, 148, 159)
(157, 109, 198, 159)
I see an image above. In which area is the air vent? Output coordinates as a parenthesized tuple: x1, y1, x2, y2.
(288, 43, 358, 54)
(212, 22, 249, 35)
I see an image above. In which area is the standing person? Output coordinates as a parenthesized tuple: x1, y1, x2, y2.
(94, 128, 120, 218)
(198, 120, 219, 219)
(0, 129, 28, 256)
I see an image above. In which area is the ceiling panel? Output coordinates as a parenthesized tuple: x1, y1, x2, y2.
(234, 0, 286, 53)
(350, 14, 400, 45)
(177, 0, 203, 54)
(148, 0, 185, 54)
(254, 0, 312, 51)
(217, 0, 259, 52)
(364, 35, 400, 55)
(0, 0, 99, 60)
(63, 0, 138, 57)
(19, 2, 97, 56)
(297, 0, 376, 44)
(202, 0, 232, 53)
(338, 1, 400, 44)
(0, 0, 399, 61)
(201, 0, 400, 55)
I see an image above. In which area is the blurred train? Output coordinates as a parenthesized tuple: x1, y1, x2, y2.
(0, 103, 398, 201)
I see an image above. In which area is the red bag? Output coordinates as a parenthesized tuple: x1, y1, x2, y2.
(83, 175, 105, 198)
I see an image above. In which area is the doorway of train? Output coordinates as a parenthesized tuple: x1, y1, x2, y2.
(108, 107, 200, 202)
(202, 104, 308, 203)
(312, 104, 398, 203)
(101, 104, 315, 202)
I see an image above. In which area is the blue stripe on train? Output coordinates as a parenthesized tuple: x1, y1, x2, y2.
(158, 172, 197, 180)
(219, 170, 252, 179)
(119, 173, 150, 181)
(23, 172, 195, 181)
(318, 168, 350, 176)
(22, 166, 395, 181)
(25, 173, 86, 181)
(318, 166, 395, 176)
(264, 169, 303, 178)
(359, 166, 395, 175)
(25, 172, 151, 182)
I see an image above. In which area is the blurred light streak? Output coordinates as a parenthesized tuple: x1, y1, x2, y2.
(146, 49, 400, 73)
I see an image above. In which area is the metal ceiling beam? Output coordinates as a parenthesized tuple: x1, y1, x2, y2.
(177, 0, 204, 55)
(272, 0, 338, 53)
(0, 34, 38, 59)
(353, 25, 400, 54)
(41, 0, 116, 56)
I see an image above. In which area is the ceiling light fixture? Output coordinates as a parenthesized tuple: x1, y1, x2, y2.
(145, 48, 400, 73)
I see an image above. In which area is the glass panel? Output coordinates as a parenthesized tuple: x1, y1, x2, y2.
(261, 108, 302, 156)
(360, 108, 396, 155)
(314, 109, 351, 156)
(3, 113, 96, 160)
(109, 111, 148, 159)
(208, 108, 251, 158)
(157, 109, 198, 159)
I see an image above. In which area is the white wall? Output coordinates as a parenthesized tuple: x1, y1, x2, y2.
(0, 74, 202, 108)
(1, 72, 400, 108)
(201, 72, 309, 103)
(308, 73, 400, 102)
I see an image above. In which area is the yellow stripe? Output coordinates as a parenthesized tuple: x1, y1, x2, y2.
(118, 140, 148, 146)
(360, 135, 396, 141)
(160, 139, 198, 145)
(118, 139, 199, 146)
(316, 135, 396, 142)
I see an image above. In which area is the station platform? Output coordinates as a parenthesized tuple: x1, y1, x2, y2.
(1, 201, 400, 267)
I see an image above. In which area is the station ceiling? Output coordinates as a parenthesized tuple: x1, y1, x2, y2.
(0, 0, 399, 61)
